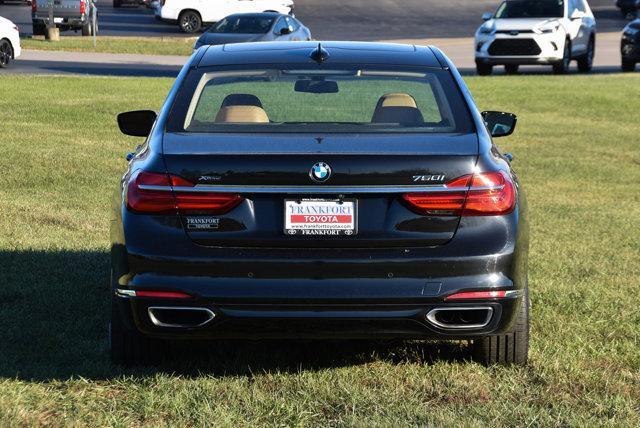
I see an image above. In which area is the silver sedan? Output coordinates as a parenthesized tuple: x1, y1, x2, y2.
(193, 12, 311, 50)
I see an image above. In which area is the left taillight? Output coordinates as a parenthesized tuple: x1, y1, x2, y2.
(31, 1, 37, 12)
(79, 0, 86, 14)
(402, 170, 516, 216)
(126, 170, 243, 214)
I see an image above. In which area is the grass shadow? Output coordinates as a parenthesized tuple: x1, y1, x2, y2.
(0, 250, 470, 382)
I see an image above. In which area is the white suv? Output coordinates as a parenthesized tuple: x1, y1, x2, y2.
(475, 0, 596, 75)
(156, 0, 295, 33)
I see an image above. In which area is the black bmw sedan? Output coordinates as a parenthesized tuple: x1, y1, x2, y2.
(111, 42, 529, 366)
(622, 18, 640, 71)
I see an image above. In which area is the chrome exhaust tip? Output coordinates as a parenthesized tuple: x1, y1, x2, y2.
(148, 306, 215, 328)
(426, 306, 493, 330)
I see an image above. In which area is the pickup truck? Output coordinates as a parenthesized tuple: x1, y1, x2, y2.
(31, 0, 98, 36)
(155, 0, 295, 33)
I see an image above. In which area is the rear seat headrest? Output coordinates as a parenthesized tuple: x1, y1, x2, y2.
(214, 105, 270, 123)
(221, 94, 263, 108)
(371, 93, 424, 124)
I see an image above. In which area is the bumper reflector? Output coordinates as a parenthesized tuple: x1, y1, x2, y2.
(445, 290, 507, 300)
(116, 289, 192, 299)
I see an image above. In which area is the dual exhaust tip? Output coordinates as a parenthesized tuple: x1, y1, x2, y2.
(426, 306, 493, 330)
(148, 306, 215, 328)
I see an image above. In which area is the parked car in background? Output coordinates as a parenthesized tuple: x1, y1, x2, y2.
(193, 13, 310, 50)
(155, 0, 295, 33)
(621, 17, 640, 70)
(111, 41, 529, 367)
(615, 0, 640, 17)
(31, 0, 98, 36)
(0, 16, 21, 68)
(0, 1, 32, 5)
(113, 0, 152, 8)
(475, 0, 596, 75)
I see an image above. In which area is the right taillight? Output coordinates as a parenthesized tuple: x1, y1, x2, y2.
(126, 170, 243, 214)
(403, 171, 515, 216)
(463, 171, 515, 216)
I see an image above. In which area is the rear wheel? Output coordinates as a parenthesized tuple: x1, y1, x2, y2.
(109, 271, 162, 366)
(552, 40, 571, 74)
(81, 20, 92, 36)
(32, 22, 46, 36)
(476, 62, 493, 76)
(622, 58, 636, 72)
(471, 287, 529, 366)
(504, 64, 519, 74)
(577, 37, 594, 72)
(179, 10, 202, 33)
(0, 39, 13, 68)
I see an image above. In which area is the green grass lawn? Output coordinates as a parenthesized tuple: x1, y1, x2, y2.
(21, 36, 194, 56)
(0, 73, 639, 426)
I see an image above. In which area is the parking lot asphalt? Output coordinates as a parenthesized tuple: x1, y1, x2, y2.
(0, 0, 635, 75)
(0, 0, 631, 39)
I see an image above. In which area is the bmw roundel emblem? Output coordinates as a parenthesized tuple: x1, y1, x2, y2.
(310, 162, 332, 183)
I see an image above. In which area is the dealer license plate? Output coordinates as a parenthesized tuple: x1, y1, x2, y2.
(285, 199, 357, 236)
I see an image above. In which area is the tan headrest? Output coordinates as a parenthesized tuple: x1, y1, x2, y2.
(215, 105, 269, 123)
(371, 93, 423, 124)
(377, 93, 418, 108)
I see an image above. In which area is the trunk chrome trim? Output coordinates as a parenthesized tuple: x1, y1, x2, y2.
(137, 184, 503, 194)
(426, 306, 494, 330)
(148, 306, 216, 328)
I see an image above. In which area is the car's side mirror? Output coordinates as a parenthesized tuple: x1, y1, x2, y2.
(482, 12, 493, 21)
(481, 111, 517, 137)
(117, 110, 157, 137)
(570, 10, 585, 20)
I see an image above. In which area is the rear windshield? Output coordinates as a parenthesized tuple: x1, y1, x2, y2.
(496, 0, 564, 18)
(167, 67, 474, 134)
(210, 16, 275, 34)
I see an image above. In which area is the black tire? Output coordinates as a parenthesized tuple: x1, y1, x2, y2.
(179, 10, 202, 33)
(577, 37, 594, 72)
(622, 58, 636, 72)
(471, 287, 530, 366)
(0, 39, 13, 68)
(476, 62, 493, 76)
(552, 39, 571, 74)
(32, 22, 46, 36)
(504, 64, 519, 74)
(81, 21, 92, 36)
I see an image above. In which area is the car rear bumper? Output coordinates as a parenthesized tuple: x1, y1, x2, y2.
(115, 295, 522, 340)
(32, 17, 88, 29)
(112, 202, 529, 340)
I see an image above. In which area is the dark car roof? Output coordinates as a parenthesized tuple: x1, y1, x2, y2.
(196, 41, 443, 68)
(220, 12, 284, 19)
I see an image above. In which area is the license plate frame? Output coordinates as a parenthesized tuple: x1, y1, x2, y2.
(284, 198, 357, 236)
